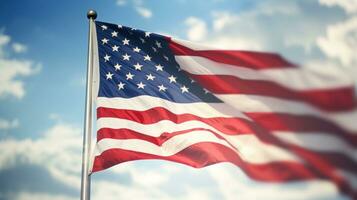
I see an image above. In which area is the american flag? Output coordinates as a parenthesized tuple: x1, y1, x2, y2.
(91, 21, 357, 197)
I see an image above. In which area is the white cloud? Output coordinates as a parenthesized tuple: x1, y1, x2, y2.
(253, 0, 301, 16)
(116, 0, 153, 19)
(0, 118, 19, 130)
(0, 34, 10, 45)
(135, 6, 152, 18)
(319, 0, 357, 13)
(181, 187, 215, 200)
(212, 11, 232, 32)
(184, 17, 207, 41)
(91, 180, 173, 200)
(317, 16, 357, 67)
(110, 162, 182, 188)
(100, 162, 349, 200)
(12, 43, 27, 53)
(304, 59, 357, 80)
(207, 164, 345, 200)
(116, 0, 126, 6)
(91, 168, 215, 200)
(14, 191, 76, 200)
(49, 113, 62, 121)
(0, 33, 10, 57)
(0, 122, 82, 188)
(0, 32, 40, 99)
(0, 59, 41, 99)
(182, 1, 343, 54)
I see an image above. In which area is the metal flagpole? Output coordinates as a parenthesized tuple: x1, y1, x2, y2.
(81, 9, 97, 200)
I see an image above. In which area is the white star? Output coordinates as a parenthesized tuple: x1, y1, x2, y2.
(146, 74, 155, 81)
(126, 72, 134, 80)
(101, 25, 108, 30)
(122, 53, 131, 61)
(140, 37, 146, 43)
(133, 47, 141, 53)
(118, 25, 123, 29)
(114, 63, 121, 71)
(133, 63, 143, 70)
(168, 75, 177, 83)
(118, 82, 125, 90)
(155, 41, 162, 48)
(101, 38, 109, 44)
(164, 55, 169, 61)
(112, 45, 119, 52)
(155, 64, 164, 71)
(145, 32, 151, 37)
(137, 82, 146, 89)
(106, 72, 114, 80)
(180, 85, 189, 93)
(191, 79, 195, 83)
(131, 28, 137, 31)
(144, 55, 152, 61)
(158, 84, 167, 92)
(152, 47, 157, 52)
(111, 31, 118, 37)
(203, 88, 210, 94)
(122, 38, 130, 45)
(104, 54, 111, 62)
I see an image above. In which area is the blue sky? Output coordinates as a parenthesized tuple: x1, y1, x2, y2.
(0, 0, 356, 200)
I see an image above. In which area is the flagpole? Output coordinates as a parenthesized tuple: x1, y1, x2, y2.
(81, 9, 97, 200)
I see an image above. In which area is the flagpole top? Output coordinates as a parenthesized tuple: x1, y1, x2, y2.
(87, 10, 97, 20)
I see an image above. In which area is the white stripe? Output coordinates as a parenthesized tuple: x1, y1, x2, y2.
(97, 95, 357, 133)
(338, 170, 357, 190)
(274, 132, 357, 162)
(217, 94, 325, 114)
(225, 134, 302, 164)
(97, 96, 250, 120)
(175, 56, 353, 90)
(94, 129, 301, 164)
(97, 117, 301, 163)
(331, 110, 357, 134)
(172, 38, 223, 50)
(98, 117, 355, 161)
(95, 118, 357, 189)
(97, 117, 244, 136)
(216, 94, 357, 133)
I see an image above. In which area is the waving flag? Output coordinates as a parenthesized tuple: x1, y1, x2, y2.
(91, 21, 357, 197)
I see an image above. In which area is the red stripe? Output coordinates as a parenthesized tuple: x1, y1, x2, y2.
(96, 127, 357, 173)
(92, 142, 355, 196)
(97, 107, 254, 135)
(189, 74, 356, 111)
(246, 113, 357, 146)
(92, 142, 320, 182)
(95, 113, 354, 196)
(168, 38, 296, 69)
(97, 128, 226, 144)
(97, 107, 357, 146)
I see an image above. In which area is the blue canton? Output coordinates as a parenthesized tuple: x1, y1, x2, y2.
(95, 21, 221, 103)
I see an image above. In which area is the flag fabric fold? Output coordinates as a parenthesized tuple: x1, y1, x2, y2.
(91, 21, 357, 198)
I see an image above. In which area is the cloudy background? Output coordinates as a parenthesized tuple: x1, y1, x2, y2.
(0, 0, 356, 199)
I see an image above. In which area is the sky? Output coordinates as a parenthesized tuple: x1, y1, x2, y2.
(0, 0, 356, 200)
